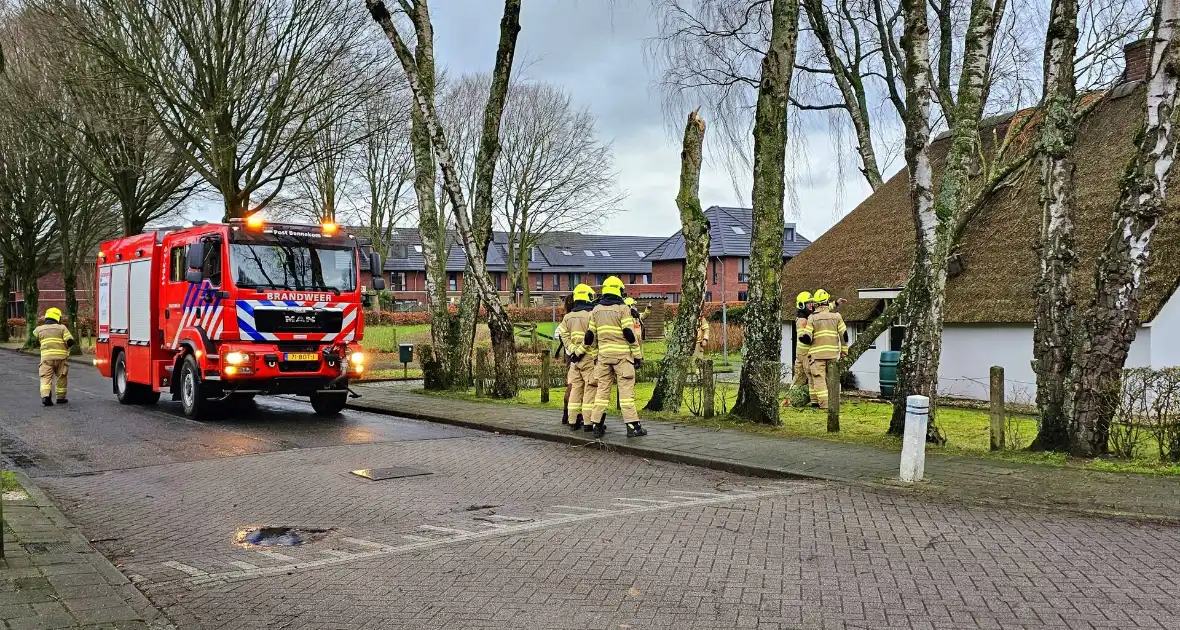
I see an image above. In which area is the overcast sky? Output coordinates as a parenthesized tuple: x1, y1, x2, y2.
(192, 1, 887, 242)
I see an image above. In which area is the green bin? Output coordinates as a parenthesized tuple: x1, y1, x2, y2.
(398, 344, 415, 364)
(879, 351, 901, 398)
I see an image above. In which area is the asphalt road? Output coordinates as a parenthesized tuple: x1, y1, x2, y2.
(3, 353, 1180, 630)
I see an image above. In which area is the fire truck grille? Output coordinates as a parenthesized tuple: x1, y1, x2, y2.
(276, 342, 319, 353)
(253, 309, 344, 333)
(279, 361, 322, 373)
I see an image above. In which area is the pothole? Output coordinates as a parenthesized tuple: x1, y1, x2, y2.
(234, 527, 331, 547)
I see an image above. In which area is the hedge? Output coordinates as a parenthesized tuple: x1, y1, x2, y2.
(5, 316, 94, 337)
(363, 305, 565, 327)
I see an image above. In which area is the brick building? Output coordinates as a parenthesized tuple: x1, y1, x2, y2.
(645, 206, 812, 303)
(4, 269, 94, 321)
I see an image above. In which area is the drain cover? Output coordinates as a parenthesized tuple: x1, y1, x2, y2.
(235, 527, 329, 547)
(351, 467, 431, 481)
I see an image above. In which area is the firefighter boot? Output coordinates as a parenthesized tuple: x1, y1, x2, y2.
(570, 415, 584, 431)
(626, 422, 648, 438)
(42, 396, 53, 407)
(592, 422, 606, 438)
(56, 397, 68, 404)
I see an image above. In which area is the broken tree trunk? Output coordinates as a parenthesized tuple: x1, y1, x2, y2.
(645, 110, 708, 413)
(734, 0, 800, 426)
(1068, 3, 1180, 456)
(1030, 0, 1080, 452)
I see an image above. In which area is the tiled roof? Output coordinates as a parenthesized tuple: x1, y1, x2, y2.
(644, 206, 812, 261)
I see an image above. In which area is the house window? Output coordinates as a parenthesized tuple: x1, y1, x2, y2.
(169, 245, 188, 282)
(562, 250, 572, 256)
(597, 274, 609, 285)
(553, 274, 560, 290)
(389, 272, 407, 291)
(535, 274, 543, 291)
(636, 251, 646, 258)
(850, 322, 877, 350)
(731, 226, 746, 235)
(448, 272, 457, 292)
(637, 274, 649, 284)
(629, 274, 636, 284)
(584, 250, 595, 257)
(568, 273, 581, 288)
(737, 290, 748, 301)
(737, 257, 750, 283)
(414, 245, 423, 253)
(712, 260, 718, 284)
(705, 291, 713, 302)
(600, 250, 611, 257)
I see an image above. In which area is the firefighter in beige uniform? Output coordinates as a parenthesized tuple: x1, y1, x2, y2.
(555, 284, 598, 432)
(792, 292, 814, 390)
(586, 276, 647, 438)
(34, 307, 75, 406)
(799, 290, 848, 409)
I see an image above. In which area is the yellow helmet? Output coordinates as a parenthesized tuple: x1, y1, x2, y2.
(601, 276, 625, 297)
(795, 291, 812, 310)
(624, 297, 636, 307)
(573, 283, 594, 302)
(813, 289, 831, 304)
(44, 307, 62, 322)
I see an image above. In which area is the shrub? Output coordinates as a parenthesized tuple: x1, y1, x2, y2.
(708, 305, 746, 324)
(702, 324, 744, 354)
(666, 301, 743, 320)
(6, 317, 26, 337)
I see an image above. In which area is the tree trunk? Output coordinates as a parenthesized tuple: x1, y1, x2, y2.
(220, 186, 249, 221)
(63, 268, 82, 356)
(0, 264, 10, 343)
(1068, 3, 1180, 456)
(646, 111, 708, 412)
(734, 0, 799, 425)
(1029, 0, 1080, 452)
(838, 293, 906, 374)
(22, 278, 38, 350)
(890, 0, 1005, 438)
(519, 246, 531, 306)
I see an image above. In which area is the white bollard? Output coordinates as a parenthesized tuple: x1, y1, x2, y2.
(899, 395, 929, 483)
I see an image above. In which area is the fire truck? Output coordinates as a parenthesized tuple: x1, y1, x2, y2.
(93, 217, 386, 418)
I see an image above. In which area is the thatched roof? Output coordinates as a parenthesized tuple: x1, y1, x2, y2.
(781, 82, 1180, 324)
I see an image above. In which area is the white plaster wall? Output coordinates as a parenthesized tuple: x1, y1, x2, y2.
(1150, 293, 1180, 368)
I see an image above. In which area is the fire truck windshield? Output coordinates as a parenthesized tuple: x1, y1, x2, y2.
(229, 242, 357, 293)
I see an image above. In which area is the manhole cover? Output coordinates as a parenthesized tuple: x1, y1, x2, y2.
(235, 527, 330, 547)
(351, 467, 431, 481)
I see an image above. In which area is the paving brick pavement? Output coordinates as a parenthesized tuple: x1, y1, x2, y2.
(1, 471, 171, 630)
(346, 382, 1180, 521)
(35, 434, 1180, 629)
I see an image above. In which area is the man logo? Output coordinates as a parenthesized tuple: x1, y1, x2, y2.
(284, 314, 317, 325)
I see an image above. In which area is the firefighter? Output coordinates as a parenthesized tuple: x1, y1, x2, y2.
(799, 289, 848, 409)
(792, 291, 814, 391)
(555, 284, 598, 431)
(585, 276, 646, 438)
(623, 297, 645, 351)
(34, 307, 75, 406)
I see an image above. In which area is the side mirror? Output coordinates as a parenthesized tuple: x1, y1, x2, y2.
(187, 242, 206, 269)
(362, 293, 373, 307)
(369, 251, 383, 276)
(185, 269, 203, 284)
(371, 276, 386, 291)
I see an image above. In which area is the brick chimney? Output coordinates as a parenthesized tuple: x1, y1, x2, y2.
(1122, 39, 1151, 83)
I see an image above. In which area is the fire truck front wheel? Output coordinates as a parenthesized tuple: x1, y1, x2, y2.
(179, 354, 207, 419)
(310, 392, 348, 417)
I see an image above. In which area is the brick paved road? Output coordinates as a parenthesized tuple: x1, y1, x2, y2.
(2, 353, 1180, 629)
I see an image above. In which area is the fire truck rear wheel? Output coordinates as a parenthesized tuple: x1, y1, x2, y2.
(310, 392, 347, 417)
(179, 354, 206, 419)
(114, 352, 157, 405)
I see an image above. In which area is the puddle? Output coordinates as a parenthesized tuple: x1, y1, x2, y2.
(235, 526, 331, 547)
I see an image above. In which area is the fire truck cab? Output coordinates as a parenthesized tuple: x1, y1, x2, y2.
(93, 218, 385, 418)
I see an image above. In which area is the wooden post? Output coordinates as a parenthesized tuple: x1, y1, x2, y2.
(699, 359, 715, 418)
(475, 347, 488, 397)
(540, 351, 551, 403)
(990, 366, 1005, 451)
(826, 360, 841, 432)
(531, 324, 539, 353)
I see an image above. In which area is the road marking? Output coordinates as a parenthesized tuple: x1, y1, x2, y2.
(480, 515, 534, 522)
(342, 537, 394, 551)
(614, 497, 678, 505)
(256, 550, 297, 562)
(667, 491, 724, 497)
(544, 512, 582, 518)
(321, 549, 354, 559)
(550, 505, 610, 513)
(478, 522, 506, 529)
(227, 561, 258, 570)
(162, 561, 208, 577)
(418, 524, 477, 536)
(162, 485, 796, 589)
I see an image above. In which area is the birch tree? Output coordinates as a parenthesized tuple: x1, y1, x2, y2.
(1029, 0, 1080, 452)
(368, 0, 523, 398)
(358, 90, 414, 264)
(732, 0, 799, 425)
(645, 110, 709, 412)
(1068, 1, 1180, 456)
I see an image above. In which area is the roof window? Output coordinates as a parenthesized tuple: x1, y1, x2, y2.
(636, 251, 646, 258)
(731, 226, 746, 235)
(584, 250, 595, 257)
(413, 245, 423, 253)
(562, 250, 572, 256)
(600, 250, 611, 257)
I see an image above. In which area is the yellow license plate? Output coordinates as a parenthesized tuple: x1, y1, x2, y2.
(284, 353, 319, 362)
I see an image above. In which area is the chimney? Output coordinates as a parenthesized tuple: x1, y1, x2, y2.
(1122, 39, 1151, 84)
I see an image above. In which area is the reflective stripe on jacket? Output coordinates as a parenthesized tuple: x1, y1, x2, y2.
(802, 308, 847, 360)
(589, 302, 641, 361)
(556, 310, 595, 358)
(34, 323, 74, 360)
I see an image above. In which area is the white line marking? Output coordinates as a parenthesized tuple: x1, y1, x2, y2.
(401, 534, 431, 542)
(256, 550, 297, 562)
(667, 491, 724, 497)
(162, 486, 793, 588)
(550, 505, 611, 513)
(227, 561, 258, 570)
(342, 537, 394, 550)
(480, 515, 535, 522)
(418, 524, 477, 536)
(162, 561, 208, 577)
(544, 512, 583, 518)
(321, 549, 354, 559)
(614, 498, 678, 505)
(478, 522, 506, 529)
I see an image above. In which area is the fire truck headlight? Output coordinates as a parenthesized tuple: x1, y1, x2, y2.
(354, 365, 364, 374)
(349, 352, 364, 365)
(225, 351, 250, 365)
(225, 366, 238, 376)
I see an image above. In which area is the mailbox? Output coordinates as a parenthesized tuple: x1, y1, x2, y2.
(398, 344, 414, 364)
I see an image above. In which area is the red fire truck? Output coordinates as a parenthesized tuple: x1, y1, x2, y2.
(93, 217, 386, 418)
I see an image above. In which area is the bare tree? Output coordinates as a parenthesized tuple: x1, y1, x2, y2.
(369, 0, 523, 398)
(1068, 1, 1180, 456)
(357, 90, 415, 265)
(53, 0, 380, 220)
(496, 81, 624, 305)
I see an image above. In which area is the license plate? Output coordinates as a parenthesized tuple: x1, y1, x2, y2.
(284, 353, 319, 362)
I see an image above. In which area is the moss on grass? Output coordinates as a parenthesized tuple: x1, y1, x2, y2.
(2, 470, 21, 492)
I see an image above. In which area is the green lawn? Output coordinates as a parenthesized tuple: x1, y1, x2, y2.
(2, 470, 21, 492)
